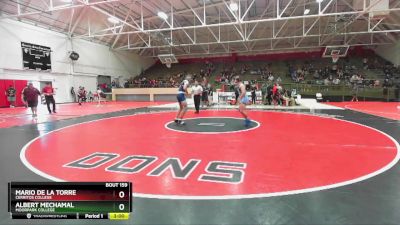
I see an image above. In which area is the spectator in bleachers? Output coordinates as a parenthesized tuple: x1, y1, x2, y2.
(313, 70, 320, 79)
(373, 80, 380, 87)
(324, 78, 331, 85)
(363, 57, 368, 69)
(332, 63, 338, 74)
(332, 77, 340, 85)
(337, 69, 344, 79)
(241, 65, 246, 75)
(268, 74, 274, 82)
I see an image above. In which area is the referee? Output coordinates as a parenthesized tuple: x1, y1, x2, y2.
(191, 80, 203, 114)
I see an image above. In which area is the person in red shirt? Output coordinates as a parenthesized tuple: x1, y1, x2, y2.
(23, 83, 41, 118)
(272, 83, 282, 105)
(272, 83, 278, 95)
(42, 82, 56, 113)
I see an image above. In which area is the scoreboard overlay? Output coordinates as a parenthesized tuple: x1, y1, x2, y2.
(8, 182, 132, 220)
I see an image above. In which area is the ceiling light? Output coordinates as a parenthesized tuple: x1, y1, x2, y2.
(316, 0, 323, 3)
(60, 0, 72, 3)
(157, 11, 168, 20)
(304, 8, 310, 15)
(107, 16, 120, 24)
(229, 2, 238, 11)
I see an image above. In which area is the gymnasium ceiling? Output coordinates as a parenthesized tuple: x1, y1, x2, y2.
(1, 0, 400, 57)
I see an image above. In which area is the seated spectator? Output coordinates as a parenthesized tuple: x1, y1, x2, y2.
(297, 68, 303, 76)
(313, 70, 320, 79)
(331, 64, 338, 73)
(241, 66, 246, 74)
(350, 74, 358, 83)
(268, 74, 274, 82)
(281, 89, 290, 106)
(337, 69, 344, 79)
(298, 73, 304, 82)
(276, 76, 282, 83)
(363, 57, 368, 69)
(332, 78, 340, 85)
(324, 78, 331, 85)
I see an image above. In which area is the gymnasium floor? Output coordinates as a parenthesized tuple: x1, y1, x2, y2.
(0, 101, 399, 225)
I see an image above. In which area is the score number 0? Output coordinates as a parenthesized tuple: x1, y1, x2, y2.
(118, 191, 126, 211)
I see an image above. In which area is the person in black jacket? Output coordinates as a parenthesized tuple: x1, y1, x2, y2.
(265, 85, 273, 105)
(234, 86, 240, 105)
(251, 87, 256, 104)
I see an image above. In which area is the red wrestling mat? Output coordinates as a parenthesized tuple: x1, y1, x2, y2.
(21, 110, 399, 199)
(0, 101, 168, 128)
(325, 102, 400, 120)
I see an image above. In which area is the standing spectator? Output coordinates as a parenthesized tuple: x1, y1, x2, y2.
(251, 87, 256, 104)
(23, 83, 41, 118)
(268, 74, 274, 82)
(201, 83, 209, 107)
(191, 80, 203, 114)
(383, 77, 390, 100)
(70, 87, 76, 102)
(77, 87, 87, 105)
(201, 78, 209, 107)
(234, 86, 240, 105)
(351, 76, 360, 102)
(394, 76, 400, 101)
(5, 85, 16, 108)
(264, 85, 273, 105)
(272, 83, 281, 105)
(88, 91, 94, 102)
(42, 82, 56, 114)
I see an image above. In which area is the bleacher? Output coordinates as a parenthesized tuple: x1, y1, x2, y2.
(138, 56, 391, 87)
(121, 52, 399, 102)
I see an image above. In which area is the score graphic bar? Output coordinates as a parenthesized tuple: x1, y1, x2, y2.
(8, 182, 132, 220)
